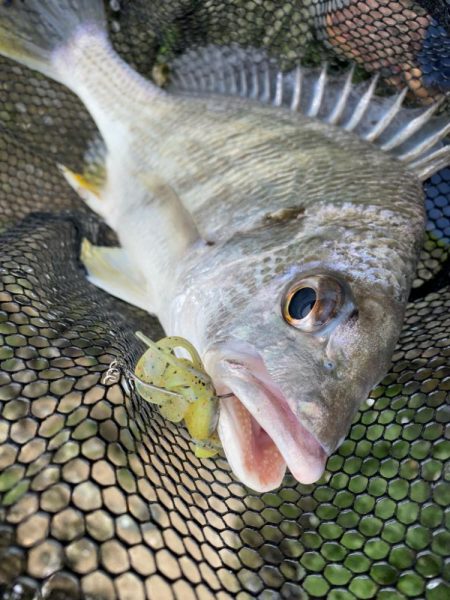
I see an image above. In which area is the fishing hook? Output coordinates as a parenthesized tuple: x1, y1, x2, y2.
(103, 359, 234, 400)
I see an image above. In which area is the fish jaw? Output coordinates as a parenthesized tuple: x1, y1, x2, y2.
(218, 396, 286, 492)
(205, 345, 328, 492)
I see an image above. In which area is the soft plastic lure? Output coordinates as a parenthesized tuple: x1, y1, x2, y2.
(132, 332, 222, 458)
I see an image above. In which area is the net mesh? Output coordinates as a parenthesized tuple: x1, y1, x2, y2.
(0, 1, 449, 599)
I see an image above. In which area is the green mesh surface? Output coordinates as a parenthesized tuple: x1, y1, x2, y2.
(0, 1, 449, 599)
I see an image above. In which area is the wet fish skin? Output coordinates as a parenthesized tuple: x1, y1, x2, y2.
(0, 0, 445, 492)
(86, 87, 428, 489)
(171, 197, 424, 454)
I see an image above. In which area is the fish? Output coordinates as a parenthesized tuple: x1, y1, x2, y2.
(0, 0, 448, 492)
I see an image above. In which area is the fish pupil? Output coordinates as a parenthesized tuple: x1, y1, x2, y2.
(289, 287, 317, 320)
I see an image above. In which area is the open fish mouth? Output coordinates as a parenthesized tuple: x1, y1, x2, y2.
(205, 345, 328, 492)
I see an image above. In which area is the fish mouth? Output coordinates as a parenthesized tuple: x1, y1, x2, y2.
(204, 344, 328, 492)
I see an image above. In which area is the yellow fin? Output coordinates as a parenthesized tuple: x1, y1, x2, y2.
(59, 163, 106, 217)
(81, 239, 151, 312)
(59, 164, 100, 197)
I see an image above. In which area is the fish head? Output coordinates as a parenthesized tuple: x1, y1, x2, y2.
(171, 217, 417, 492)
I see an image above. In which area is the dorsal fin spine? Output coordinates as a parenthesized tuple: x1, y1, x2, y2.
(290, 66, 302, 111)
(326, 65, 354, 125)
(381, 101, 442, 151)
(344, 73, 379, 131)
(398, 122, 450, 162)
(240, 66, 247, 97)
(173, 71, 185, 88)
(274, 71, 283, 107)
(410, 146, 450, 181)
(308, 64, 327, 118)
(251, 63, 259, 99)
(169, 45, 450, 182)
(228, 66, 238, 95)
(364, 88, 408, 142)
(262, 63, 271, 103)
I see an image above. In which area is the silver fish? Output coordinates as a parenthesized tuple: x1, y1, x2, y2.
(0, 1, 448, 492)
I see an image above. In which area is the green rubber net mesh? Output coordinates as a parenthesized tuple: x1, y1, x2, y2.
(0, 1, 449, 599)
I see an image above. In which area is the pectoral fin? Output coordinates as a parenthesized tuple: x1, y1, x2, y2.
(81, 239, 151, 313)
(59, 164, 104, 216)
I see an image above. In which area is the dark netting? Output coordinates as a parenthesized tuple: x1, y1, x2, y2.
(0, 1, 449, 599)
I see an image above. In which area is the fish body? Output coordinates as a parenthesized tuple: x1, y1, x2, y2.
(0, 1, 448, 491)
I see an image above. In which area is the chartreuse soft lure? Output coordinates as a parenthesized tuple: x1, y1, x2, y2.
(133, 332, 221, 458)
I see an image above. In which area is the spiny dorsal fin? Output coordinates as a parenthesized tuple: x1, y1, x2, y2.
(169, 45, 450, 181)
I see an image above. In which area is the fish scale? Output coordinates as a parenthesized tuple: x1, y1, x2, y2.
(0, 0, 448, 494)
(0, 1, 448, 598)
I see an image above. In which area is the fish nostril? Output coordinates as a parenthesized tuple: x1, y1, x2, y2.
(323, 359, 336, 372)
(348, 308, 359, 322)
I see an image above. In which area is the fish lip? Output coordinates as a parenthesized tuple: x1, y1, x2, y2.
(216, 394, 287, 492)
(205, 344, 328, 490)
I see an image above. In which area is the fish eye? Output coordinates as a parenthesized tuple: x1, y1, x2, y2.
(287, 287, 317, 320)
(282, 275, 346, 332)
